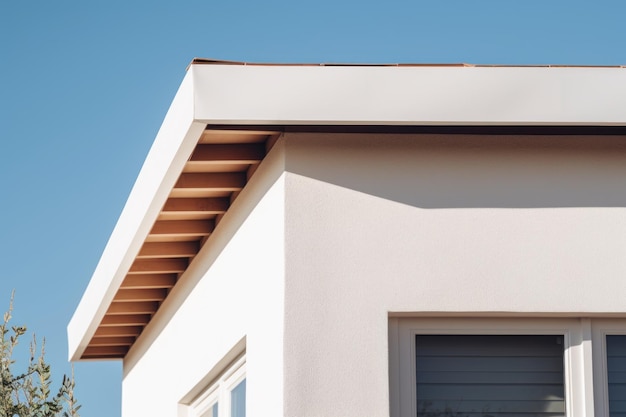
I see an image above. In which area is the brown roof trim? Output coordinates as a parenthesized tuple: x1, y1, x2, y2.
(188, 58, 470, 68)
(189, 58, 626, 69)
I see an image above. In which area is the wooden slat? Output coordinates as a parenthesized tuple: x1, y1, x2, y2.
(94, 326, 143, 337)
(200, 130, 274, 144)
(162, 197, 230, 214)
(89, 336, 136, 346)
(189, 144, 265, 163)
(83, 346, 129, 358)
(174, 173, 246, 191)
(100, 314, 152, 327)
(182, 163, 251, 174)
(157, 212, 218, 221)
(138, 241, 199, 258)
(150, 220, 215, 237)
(168, 190, 232, 199)
(121, 274, 177, 289)
(114, 288, 168, 302)
(128, 258, 188, 274)
(107, 301, 159, 315)
(83, 353, 126, 359)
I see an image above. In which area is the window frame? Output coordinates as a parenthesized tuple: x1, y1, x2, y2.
(187, 354, 246, 417)
(389, 317, 592, 417)
(191, 386, 219, 417)
(591, 319, 626, 417)
(222, 359, 246, 417)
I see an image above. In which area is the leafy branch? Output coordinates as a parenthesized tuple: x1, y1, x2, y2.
(0, 293, 80, 417)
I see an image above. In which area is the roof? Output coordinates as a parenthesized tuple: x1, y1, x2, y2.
(68, 61, 626, 361)
(190, 57, 626, 68)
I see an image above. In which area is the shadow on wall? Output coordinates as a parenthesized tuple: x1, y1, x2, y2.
(285, 133, 626, 208)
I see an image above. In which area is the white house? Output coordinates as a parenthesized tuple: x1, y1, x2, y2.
(68, 60, 626, 417)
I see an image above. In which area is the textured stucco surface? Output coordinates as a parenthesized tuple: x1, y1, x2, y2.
(282, 133, 626, 417)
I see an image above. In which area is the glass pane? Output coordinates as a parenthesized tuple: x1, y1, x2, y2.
(415, 335, 565, 417)
(607, 335, 626, 417)
(230, 379, 246, 417)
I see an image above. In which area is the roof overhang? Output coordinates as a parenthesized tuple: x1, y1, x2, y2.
(68, 62, 626, 361)
(190, 62, 626, 126)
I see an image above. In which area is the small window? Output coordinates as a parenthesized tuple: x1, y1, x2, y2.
(415, 334, 565, 417)
(189, 356, 246, 417)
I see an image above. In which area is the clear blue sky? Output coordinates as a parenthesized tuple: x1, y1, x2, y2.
(1, 1, 625, 416)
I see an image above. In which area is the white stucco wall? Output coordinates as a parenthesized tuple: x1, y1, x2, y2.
(282, 132, 626, 417)
(117, 131, 626, 417)
(120, 143, 286, 417)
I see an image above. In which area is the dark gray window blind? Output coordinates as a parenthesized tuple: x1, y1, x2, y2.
(607, 335, 626, 417)
(415, 335, 565, 417)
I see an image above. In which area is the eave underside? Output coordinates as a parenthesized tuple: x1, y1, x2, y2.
(82, 127, 279, 359)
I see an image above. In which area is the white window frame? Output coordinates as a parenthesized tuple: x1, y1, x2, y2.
(187, 354, 246, 417)
(389, 317, 595, 417)
(591, 319, 626, 417)
(191, 384, 219, 417)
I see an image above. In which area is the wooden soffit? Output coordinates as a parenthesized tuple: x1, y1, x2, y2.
(81, 127, 278, 359)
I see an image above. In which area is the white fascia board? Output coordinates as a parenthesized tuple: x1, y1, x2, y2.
(192, 65, 626, 126)
(67, 70, 205, 361)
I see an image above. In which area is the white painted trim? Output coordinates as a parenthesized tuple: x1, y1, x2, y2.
(222, 363, 246, 417)
(192, 65, 626, 126)
(388, 318, 400, 417)
(590, 319, 626, 417)
(568, 318, 596, 417)
(190, 385, 219, 417)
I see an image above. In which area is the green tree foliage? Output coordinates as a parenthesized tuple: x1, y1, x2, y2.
(0, 295, 79, 417)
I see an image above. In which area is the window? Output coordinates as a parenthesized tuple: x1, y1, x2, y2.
(391, 318, 626, 417)
(188, 355, 246, 417)
(389, 318, 593, 417)
(415, 334, 565, 417)
(606, 336, 626, 417)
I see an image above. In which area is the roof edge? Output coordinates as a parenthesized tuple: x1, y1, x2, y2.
(67, 70, 204, 361)
(188, 57, 626, 69)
